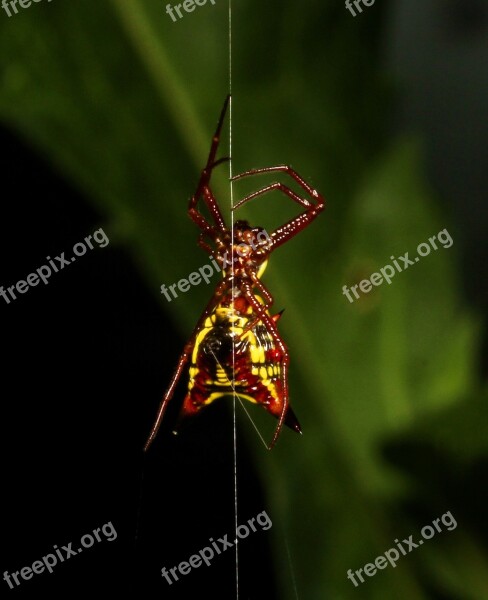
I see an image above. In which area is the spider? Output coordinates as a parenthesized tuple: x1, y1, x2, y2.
(144, 95, 325, 451)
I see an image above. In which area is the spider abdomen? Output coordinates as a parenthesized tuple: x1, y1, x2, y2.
(178, 298, 301, 434)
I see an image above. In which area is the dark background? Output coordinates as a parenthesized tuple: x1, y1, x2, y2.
(1, 127, 275, 598)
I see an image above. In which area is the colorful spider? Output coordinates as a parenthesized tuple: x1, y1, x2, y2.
(144, 95, 325, 451)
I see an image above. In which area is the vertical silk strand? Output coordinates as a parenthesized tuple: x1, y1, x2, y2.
(228, 1, 238, 598)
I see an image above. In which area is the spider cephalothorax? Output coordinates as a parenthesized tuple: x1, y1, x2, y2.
(212, 221, 272, 278)
(145, 95, 325, 451)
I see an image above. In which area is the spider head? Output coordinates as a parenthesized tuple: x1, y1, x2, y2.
(233, 220, 272, 253)
(232, 220, 272, 276)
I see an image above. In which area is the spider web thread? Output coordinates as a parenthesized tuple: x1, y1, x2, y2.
(228, 2, 239, 598)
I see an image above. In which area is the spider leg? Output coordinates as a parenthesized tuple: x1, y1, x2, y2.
(188, 95, 231, 235)
(233, 182, 311, 210)
(197, 233, 216, 256)
(249, 271, 274, 306)
(237, 274, 274, 337)
(197, 234, 235, 274)
(231, 165, 325, 249)
(189, 184, 228, 235)
(204, 95, 230, 173)
(240, 282, 295, 449)
(144, 278, 231, 451)
(143, 345, 192, 452)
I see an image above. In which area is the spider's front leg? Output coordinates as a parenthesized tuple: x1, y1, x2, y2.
(188, 95, 231, 236)
(231, 165, 325, 249)
(189, 185, 227, 237)
(237, 273, 275, 338)
(240, 281, 299, 449)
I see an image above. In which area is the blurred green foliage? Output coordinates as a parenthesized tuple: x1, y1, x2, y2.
(1, 0, 487, 597)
